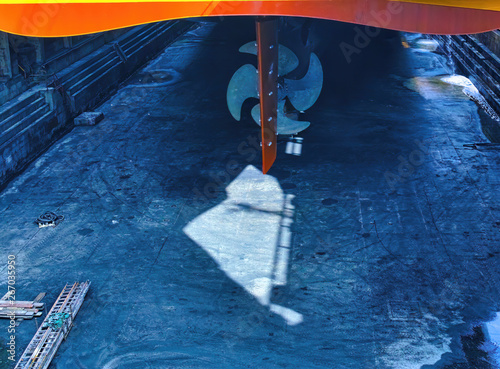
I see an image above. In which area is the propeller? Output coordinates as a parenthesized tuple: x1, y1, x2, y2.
(227, 41, 323, 135)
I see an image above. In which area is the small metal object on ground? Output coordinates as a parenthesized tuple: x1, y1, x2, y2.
(285, 137, 304, 156)
(74, 112, 104, 126)
(15, 281, 90, 369)
(34, 212, 64, 228)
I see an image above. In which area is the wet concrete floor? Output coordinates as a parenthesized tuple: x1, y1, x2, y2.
(1, 18, 500, 368)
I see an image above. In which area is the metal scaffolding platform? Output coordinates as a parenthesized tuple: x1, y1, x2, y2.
(15, 281, 90, 369)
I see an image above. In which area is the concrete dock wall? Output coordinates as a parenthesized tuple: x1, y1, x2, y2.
(0, 20, 192, 189)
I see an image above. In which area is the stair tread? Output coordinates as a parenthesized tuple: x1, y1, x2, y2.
(123, 22, 174, 56)
(55, 46, 115, 86)
(63, 51, 116, 89)
(0, 105, 52, 147)
(69, 56, 120, 95)
(0, 97, 46, 129)
(0, 92, 41, 123)
(0, 104, 49, 135)
(72, 58, 121, 97)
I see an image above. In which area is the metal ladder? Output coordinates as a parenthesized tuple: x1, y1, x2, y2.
(15, 281, 90, 369)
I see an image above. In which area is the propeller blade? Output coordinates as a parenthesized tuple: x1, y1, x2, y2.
(226, 64, 259, 121)
(285, 53, 323, 112)
(239, 41, 258, 55)
(239, 41, 299, 76)
(251, 101, 310, 135)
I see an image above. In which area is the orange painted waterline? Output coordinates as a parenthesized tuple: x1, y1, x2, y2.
(396, 0, 500, 12)
(0, 0, 499, 37)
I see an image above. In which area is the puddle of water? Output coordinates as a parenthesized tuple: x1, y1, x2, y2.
(405, 74, 500, 141)
(417, 39, 440, 52)
(126, 68, 181, 88)
(442, 75, 500, 141)
(403, 35, 500, 143)
(440, 74, 476, 89)
(402, 34, 440, 52)
(404, 76, 469, 100)
(413, 39, 440, 52)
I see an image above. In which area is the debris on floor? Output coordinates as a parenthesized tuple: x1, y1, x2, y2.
(74, 111, 104, 126)
(15, 281, 90, 369)
(34, 212, 65, 228)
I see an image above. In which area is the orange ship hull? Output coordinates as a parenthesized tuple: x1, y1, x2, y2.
(0, 0, 500, 37)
